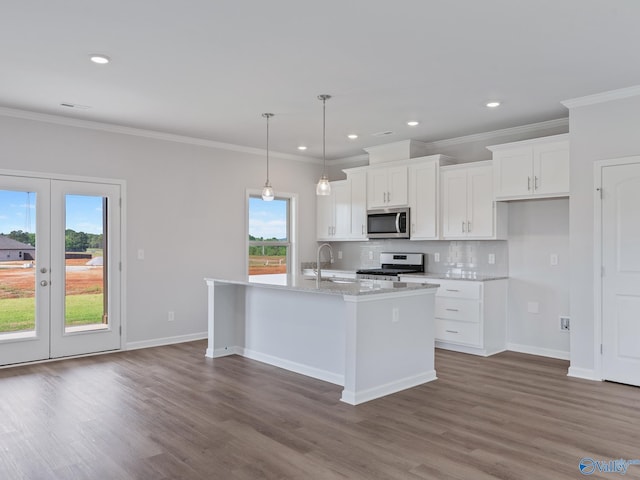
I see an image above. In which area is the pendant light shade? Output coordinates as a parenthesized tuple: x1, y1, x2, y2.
(261, 113, 275, 201)
(316, 94, 332, 196)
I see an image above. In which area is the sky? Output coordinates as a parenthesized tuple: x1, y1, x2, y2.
(248, 196, 287, 240)
(0, 190, 104, 235)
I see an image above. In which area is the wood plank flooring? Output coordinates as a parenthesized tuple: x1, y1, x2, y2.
(1, 341, 640, 479)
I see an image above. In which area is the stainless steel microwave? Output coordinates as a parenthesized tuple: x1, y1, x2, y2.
(367, 208, 410, 239)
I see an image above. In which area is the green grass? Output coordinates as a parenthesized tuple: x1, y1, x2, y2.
(0, 294, 105, 333)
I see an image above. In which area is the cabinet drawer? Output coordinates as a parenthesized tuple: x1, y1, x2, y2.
(436, 280, 481, 299)
(435, 298, 480, 323)
(435, 319, 481, 346)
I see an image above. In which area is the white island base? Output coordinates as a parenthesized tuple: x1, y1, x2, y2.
(205, 278, 437, 405)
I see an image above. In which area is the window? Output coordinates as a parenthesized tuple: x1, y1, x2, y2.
(247, 194, 291, 285)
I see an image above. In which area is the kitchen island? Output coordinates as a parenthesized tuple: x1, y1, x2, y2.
(204, 276, 439, 405)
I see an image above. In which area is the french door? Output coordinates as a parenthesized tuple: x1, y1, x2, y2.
(0, 173, 122, 366)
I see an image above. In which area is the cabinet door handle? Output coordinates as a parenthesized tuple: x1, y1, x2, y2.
(445, 308, 459, 312)
(328, 226, 331, 236)
(534, 176, 539, 190)
(461, 221, 466, 233)
(467, 221, 471, 232)
(528, 176, 531, 191)
(362, 225, 365, 235)
(445, 289, 460, 292)
(445, 329, 459, 334)
(387, 191, 391, 203)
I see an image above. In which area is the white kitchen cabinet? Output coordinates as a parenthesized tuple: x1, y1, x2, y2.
(440, 161, 506, 239)
(316, 175, 368, 241)
(408, 157, 454, 240)
(349, 172, 368, 240)
(400, 277, 508, 356)
(316, 180, 350, 241)
(488, 133, 569, 200)
(367, 165, 408, 209)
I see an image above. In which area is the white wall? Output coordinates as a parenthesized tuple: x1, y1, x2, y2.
(506, 198, 570, 358)
(566, 91, 640, 377)
(0, 113, 321, 347)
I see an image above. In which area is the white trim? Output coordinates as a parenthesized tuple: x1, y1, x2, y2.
(507, 343, 570, 360)
(562, 85, 640, 109)
(567, 366, 601, 381)
(429, 118, 568, 149)
(206, 345, 242, 358)
(125, 332, 207, 351)
(240, 347, 344, 386)
(0, 106, 320, 165)
(592, 155, 640, 382)
(340, 370, 437, 405)
(435, 342, 506, 357)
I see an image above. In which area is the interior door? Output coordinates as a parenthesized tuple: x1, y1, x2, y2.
(50, 180, 121, 358)
(0, 176, 51, 365)
(601, 162, 640, 386)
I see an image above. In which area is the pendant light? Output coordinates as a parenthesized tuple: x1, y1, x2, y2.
(261, 113, 275, 201)
(316, 94, 331, 196)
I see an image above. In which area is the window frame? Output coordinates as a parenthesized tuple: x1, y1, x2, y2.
(245, 190, 297, 283)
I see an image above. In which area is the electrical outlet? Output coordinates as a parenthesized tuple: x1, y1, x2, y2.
(392, 307, 400, 323)
(137, 249, 145, 260)
(527, 301, 539, 314)
(434, 252, 440, 262)
(338, 250, 343, 260)
(550, 254, 559, 266)
(560, 316, 570, 331)
(488, 253, 495, 264)
(168, 311, 175, 322)
(368, 251, 374, 260)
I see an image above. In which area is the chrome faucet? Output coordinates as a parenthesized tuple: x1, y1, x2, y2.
(316, 243, 334, 287)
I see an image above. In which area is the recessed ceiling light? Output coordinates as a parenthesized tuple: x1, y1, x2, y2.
(407, 121, 419, 127)
(89, 54, 110, 65)
(347, 134, 358, 140)
(297, 145, 308, 151)
(486, 101, 501, 108)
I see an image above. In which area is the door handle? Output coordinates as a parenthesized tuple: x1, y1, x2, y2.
(40, 280, 49, 287)
(528, 176, 531, 191)
(40, 267, 48, 274)
(534, 176, 539, 190)
(461, 221, 466, 233)
(445, 308, 459, 312)
(445, 329, 459, 334)
(467, 221, 471, 232)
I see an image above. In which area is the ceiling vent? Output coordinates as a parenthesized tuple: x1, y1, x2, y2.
(371, 130, 395, 137)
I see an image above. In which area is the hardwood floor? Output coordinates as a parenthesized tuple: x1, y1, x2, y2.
(1, 342, 639, 479)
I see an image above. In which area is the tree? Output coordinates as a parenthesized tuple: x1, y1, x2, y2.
(7, 230, 35, 247)
(65, 229, 90, 252)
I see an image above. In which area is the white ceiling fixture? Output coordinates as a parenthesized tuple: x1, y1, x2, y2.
(406, 121, 419, 127)
(486, 101, 501, 108)
(316, 94, 331, 196)
(261, 113, 275, 202)
(89, 54, 110, 65)
(297, 145, 307, 151)
(347, 134, 358, 140)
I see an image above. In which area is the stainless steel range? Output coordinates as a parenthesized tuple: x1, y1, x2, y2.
(356, 252, 425, 281)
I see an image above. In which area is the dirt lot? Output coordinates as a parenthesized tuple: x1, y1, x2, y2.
(0, 259, 103, 299)
(248, 255, 287, 276)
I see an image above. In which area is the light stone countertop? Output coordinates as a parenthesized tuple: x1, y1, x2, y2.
(206, 276, 439, 297)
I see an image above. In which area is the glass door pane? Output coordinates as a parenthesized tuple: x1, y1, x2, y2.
(0, 190, 37, 337)
(64, 194, 108, 333)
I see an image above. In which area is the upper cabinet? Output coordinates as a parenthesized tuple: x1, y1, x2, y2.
(316, 173, 367, 241)
(440, 161, 507, 240)
(367, 166, 408, 209)
(488, 133, 570, 201)
(408, 155, 454, 240)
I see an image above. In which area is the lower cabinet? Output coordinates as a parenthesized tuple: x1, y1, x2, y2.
(401, 277, 507, 356)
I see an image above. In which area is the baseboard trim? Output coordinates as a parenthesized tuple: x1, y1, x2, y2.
(239, 348, 344, 386)
(341, 370, 437, 405)
(126, 332, 208, 351)
(507, 343, 570, 360)
(567, 366, 601, 381)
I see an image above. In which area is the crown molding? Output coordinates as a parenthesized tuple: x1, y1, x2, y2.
(0, 106, 321, 165)
(328, 153, 369, 167)
(562, 84, 640, 109)
(426, 117, 569, 149)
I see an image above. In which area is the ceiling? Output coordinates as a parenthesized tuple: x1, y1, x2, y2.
(2, 0, 640, 161)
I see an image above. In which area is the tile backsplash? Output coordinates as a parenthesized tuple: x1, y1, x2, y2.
(308, 239, 508, 277)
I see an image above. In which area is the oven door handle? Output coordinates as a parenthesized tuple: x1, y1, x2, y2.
(395, 213, 401, 233)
